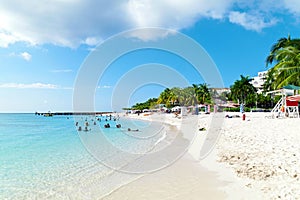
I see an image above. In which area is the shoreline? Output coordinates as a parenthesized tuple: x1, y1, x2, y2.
(102, 153, 227, 200)
(102, 112, 260, 199)
(104, 112, 300, 199)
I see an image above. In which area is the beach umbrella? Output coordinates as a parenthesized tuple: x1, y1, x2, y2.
(283, 85, 300, 90)
(171, 106, 181, 112)
(220, 104, 236, 108)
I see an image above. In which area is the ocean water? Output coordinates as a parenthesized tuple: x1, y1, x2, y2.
(0, 113, 169, 199)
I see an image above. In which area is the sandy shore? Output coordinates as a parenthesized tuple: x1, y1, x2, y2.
(215, 112, 300, 199)
(103, 112, 300, 199)
(102, 154, 226, 200)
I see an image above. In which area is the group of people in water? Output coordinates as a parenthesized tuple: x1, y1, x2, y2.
(75, 114, 137, 132)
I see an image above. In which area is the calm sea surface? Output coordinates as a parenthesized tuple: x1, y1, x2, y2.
(0, 113, 166, 199)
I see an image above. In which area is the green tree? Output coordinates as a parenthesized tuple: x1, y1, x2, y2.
(132, 98, 158, 110)
(183, 87, 198, 106)
(168, 88, 179, 106)
(230, 75, 256, 105)
(157, 85, 210, 108)
(172, 87, 198, 106)
(265, 35, 300, 89)
(266, 35, 300, 66)
(256, 93, 279, 109)
(157, 88, 178, 108)
(157, 88, 171, 105)
(266, 46, 300, 89)
(193, 83, 211, 104)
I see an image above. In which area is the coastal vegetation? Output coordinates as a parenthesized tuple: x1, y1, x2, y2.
(130, 84, 212, 110)
(228, 75, 256, 105)
(129, 75, 276, 112)
(129, 35, 299, 112)
(265, 35, 300, 89)
(131, 98, 158, 111)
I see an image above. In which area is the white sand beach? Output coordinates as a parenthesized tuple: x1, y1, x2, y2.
(103, 112, 300, 199)
(215, 112, 300, 199)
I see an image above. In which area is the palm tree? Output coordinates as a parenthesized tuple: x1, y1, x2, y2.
(157, 88, 179, 108)
(157, 88, 171, 105)
(174, 87, 198, 106)
(171, 87, 185, 106)
(265, 35, 300, 89)
(183, 87, 198, 106)
(168, 88, 178, 106)
(267, 46, 300, 88)
(266, 35, 300, 66)
(230, 75, 256, 105)
(193, 83, 211, 104)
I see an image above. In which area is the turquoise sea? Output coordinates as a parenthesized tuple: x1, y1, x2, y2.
(0, 113, 167, 199)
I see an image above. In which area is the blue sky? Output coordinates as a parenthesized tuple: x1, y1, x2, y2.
(1, 0, 300, 112)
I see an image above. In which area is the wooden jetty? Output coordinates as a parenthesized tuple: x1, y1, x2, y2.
(35, 111, 113, 116)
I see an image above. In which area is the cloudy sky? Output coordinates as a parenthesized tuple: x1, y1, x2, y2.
(1, 0, 300, 112)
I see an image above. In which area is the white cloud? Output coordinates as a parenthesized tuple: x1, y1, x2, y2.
(0, 0, 298, 48)
(83, 37, 102, 46)
(20, 52, 32, 61)
(228, 11, 277, 32)
(8, 51, 32, 61)
(0, 1, 130, 48)
(125, 28, 177, 42)
(0, 0, 235, 47)
(0, 83, 58, 89)
(127, 0, 233, 29)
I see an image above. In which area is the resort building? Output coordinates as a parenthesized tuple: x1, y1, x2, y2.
(210, 88, 230, 95)
(210, 88, 231, 105)
(250, 71, 267, 94)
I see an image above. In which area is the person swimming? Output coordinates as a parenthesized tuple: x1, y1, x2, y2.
(127, 128, 139, 132)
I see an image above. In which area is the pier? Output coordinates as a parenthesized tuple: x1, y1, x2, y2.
(35, 111, 113, 116)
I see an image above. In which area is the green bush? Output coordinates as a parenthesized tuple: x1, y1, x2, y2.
(223, 107, 239, 112)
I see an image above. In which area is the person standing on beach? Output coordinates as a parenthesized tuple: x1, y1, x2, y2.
(240, 103, 244, 113)
(240, 103, 246, 120)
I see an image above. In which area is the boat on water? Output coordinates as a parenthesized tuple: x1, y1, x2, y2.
(43, 113, 53, 117)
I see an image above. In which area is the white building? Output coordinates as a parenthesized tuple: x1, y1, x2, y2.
(210, 88, 231, 105)
(210, 88, 230, 95)
(250, 71, 267, 94)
